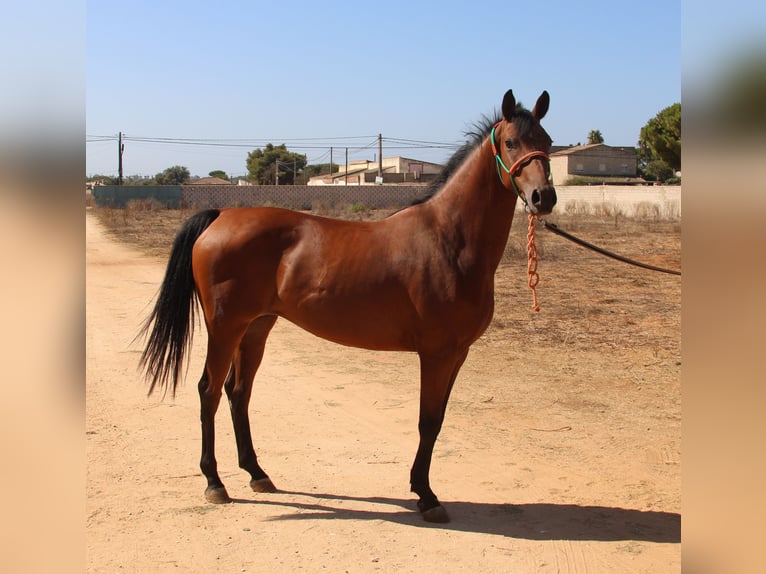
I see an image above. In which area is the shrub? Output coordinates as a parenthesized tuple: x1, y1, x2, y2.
(642, 160, 674, 182)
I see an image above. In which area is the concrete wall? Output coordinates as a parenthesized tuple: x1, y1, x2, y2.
(553, 185, 681, 217)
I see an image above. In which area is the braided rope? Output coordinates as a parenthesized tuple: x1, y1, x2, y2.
(527, 213, 540, 312)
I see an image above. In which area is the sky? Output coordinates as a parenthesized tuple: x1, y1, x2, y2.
(85, 0, 683, 178)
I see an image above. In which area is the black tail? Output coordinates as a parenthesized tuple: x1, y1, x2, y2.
(138, 209, 221, 396)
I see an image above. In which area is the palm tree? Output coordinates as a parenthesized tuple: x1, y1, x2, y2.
(587, 130, 604, 144)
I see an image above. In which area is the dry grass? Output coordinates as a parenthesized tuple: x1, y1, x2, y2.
(93, 201, 200, 259)
(497, 206, 680, 362)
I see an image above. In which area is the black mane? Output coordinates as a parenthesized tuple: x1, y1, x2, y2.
(410, 104, 537, 205)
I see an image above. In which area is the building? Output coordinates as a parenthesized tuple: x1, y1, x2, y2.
(187, 176, 231, 185)
(307, 156, 443, 186)
(549, 144, 638, 185)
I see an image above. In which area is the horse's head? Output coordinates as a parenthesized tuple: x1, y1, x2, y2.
(491, 90, 557, 215)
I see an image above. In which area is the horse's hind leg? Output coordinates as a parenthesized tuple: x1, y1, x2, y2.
(224, 315, 278, 493)
(199, 325, 249, 504)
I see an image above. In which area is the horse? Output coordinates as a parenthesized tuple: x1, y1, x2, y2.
(140, 89, 557, 523)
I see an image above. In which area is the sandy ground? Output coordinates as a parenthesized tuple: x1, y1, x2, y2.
(86, 210, 680, 573)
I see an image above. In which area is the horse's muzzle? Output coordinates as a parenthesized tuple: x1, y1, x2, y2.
(530, 186, 557, 215)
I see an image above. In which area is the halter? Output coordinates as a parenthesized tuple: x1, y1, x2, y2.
(490, 122, 551, 208)
(490, 121, 552, 313)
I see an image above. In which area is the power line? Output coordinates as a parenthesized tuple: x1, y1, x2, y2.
(86, 132, 463, 176)
(382, 136, 459, 147)
(86, 134, 461, 152)
(87, 134, 380, 148)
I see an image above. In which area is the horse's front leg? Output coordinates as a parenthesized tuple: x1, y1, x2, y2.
(410, 349, 469, 523)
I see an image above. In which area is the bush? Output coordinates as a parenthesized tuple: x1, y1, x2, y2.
(642, 160, 674, 182)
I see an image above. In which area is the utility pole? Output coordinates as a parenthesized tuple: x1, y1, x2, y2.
(345, 147, 348, 186)
(118, 132, 125, 185)
(330, 147, 333, 178)
(275, 160, 279, 185)
(378, 133, 383, 178)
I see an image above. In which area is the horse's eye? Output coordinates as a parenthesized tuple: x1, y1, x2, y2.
(505, 139, 515, 150)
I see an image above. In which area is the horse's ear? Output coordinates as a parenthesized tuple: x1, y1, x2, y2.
(501, 90, 516, 121)
(532, 91, 550, 120)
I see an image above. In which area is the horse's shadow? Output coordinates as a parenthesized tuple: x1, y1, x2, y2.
(230, 490, 680, 543)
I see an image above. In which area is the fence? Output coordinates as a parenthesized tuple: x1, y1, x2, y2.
(92, 185, 182, 208)
(180, 184, 430, 210)
(93, 184, 681, 216)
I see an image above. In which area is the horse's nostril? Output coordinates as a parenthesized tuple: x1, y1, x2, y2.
(531, 190, 541, 206)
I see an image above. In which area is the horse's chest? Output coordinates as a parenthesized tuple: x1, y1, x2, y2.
(415, 272, 495, 339)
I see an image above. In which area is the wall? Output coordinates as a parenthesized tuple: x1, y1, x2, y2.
(554, 185, 681, 217)
(550, 156, 570, 186)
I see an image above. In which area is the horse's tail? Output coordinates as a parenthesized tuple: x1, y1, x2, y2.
(138, 209, 221, 397)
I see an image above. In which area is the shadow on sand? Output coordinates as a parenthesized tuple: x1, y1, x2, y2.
(229, 490, 679, 543)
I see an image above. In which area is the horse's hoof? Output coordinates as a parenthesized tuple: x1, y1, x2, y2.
(204, 486, 231, 504)
(250, 477, 277, 493)
(421, 505, 450, 523)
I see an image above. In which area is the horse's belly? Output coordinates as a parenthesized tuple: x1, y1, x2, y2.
(280, 303, 417, 352)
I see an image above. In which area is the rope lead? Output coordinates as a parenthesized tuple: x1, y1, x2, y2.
(527, 213, 541, 312)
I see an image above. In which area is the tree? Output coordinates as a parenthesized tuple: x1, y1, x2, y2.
(643, 159, 674, 182)
(155, 165, 190, 185)
(587, 130, 604, 144)
(208, 170, 229, 180)
(639, 103, 681, 171)
(86, 174, 119, 185)
(246, 143, 307, 184)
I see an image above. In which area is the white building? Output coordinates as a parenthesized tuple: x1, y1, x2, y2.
(307, 156, 443, 186)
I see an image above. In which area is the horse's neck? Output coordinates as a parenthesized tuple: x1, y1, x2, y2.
(428, 141, 518, 272)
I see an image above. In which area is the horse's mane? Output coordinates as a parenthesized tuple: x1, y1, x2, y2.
(410, 104, 536, 206)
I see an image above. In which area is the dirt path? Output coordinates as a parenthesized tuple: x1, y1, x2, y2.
(86, 210, 680, 573)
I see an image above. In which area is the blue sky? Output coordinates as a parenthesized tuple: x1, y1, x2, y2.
(86, 0, 681, 178)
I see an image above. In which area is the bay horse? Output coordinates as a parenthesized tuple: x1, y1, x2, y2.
(140, 89, 557, 523)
